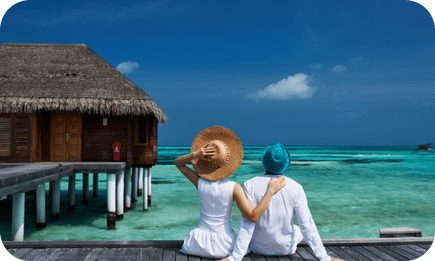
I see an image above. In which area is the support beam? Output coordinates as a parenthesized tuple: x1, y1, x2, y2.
(107, 173, 116, 230)
(138, 167, 143, 196)
(116, 170, 124, 220)
(93, 173, 98, 197)
(36, 184, 47, 229)
(12, 192, 25, 241)
(124, 168, 131, 210)
(68, 174, 76, 211)
(51, 179, 60, 219)
(147, 167, 152, 206)
(143, 168, 148, 211)
(132, 168, 137, 203)
(83, 173, 89, 204)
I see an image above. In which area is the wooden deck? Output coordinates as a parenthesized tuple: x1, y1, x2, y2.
(3, 238, 434, 261)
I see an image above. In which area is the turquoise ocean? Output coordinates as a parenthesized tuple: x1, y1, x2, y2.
(0, 146, 434, 241)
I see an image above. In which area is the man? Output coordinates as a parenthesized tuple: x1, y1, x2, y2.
(220, 143, 344, 261)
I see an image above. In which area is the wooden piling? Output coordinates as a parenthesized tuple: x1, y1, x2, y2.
(116, 171, 124, 220)
(83, 173, 89, 204)
(124, 168, 131, 210)
(107, 173, 116, 230)
(138, 168, 143, 196)
(147, 167, 152, 206)
(51, 179, 60, 219)
(68, 174, 76, 211)
(36, 184, 47, 230)
(143, 168, 148, 212)
(132, 168, 138, 203)
(12, 192, 25, 241)
(93, 173, 98, 197)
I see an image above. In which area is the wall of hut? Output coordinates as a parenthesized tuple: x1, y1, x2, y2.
(133, 115, 158, 166)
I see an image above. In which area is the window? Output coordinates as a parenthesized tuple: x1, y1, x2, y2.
(135, 116, 148, 145)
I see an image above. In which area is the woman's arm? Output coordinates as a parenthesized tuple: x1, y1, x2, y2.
(233, 177, 286, 223)
(174, 147, 215, 189)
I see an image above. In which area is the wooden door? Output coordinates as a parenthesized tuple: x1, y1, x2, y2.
(50, 111, 82, 161)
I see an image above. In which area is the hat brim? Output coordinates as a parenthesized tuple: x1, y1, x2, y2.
(191, 126, 243, 181)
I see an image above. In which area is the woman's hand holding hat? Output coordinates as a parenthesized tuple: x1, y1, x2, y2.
(193, 146, 215, 161)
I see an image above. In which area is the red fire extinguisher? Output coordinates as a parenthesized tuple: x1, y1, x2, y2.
(112, 142, 121, 161)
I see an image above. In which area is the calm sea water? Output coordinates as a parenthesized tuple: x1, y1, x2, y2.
(0, 146, 434, 241)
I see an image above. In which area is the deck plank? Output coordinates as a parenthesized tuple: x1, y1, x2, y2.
(263, 256, 280, 261)
(163, 248, 176, 261)
(70, 248, 94, 261)
(372, 246, 407, 261)
(28, 248, 56, 261)
(149, 247, 164, 261)
(7, 248, 17, 256)
(339, 246, 372, 261)
(122, 248, 140, 261)
(12, 248, 33, 259)
(201, 257, 215, 261)
(20, 249, 44, 260)
(384, 245, 419, 260)
(325, 247, 344, 260)
(83, 248, 105, 261)
(187, 255, 201, 261)
(328, 246, 359, 261)
(352, 246, 385, 261)
(58, 248, 81, 261)
(275, 255, 291, 261)
(361, 246, 399, 261)
(395, 244, 425, 258)
(288, 252, 304, 261)
(241, 254, 253, 261)
(406, 244, 429, 254)
(137, 248, 152, 261)
(418, 243, 432, 250)
(249, 253, 267, 261)
(175, 248, 188, 261)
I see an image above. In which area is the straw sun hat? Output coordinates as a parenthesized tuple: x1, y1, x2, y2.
(191, 126, 243, 181)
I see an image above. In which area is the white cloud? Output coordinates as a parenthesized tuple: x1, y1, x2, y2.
(308, 63, 323, 69)
(116, 61, 140, 74)
(247, 73, 316, 100)
(332, 65, 347, 73)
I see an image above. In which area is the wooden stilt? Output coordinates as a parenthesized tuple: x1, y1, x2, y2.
(124, 168, 131, 210)
(143, 168, 148, 211)
(107, 173, 116, 230)
(147, 167, 152, 206)
(116, 171, 124, 220)
(132, 168, 137, 203)
(93, 173, 98, 197)
(83, 173, 89, 204)
(138, 168, 143, 196)
(12, 192, 25, 241)
(51, 179, 60, 219)
(36, 184, 47, 230)
(68, 174, 76, 211)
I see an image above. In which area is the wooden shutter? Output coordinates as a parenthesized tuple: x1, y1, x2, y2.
(0, 118, 11, 157)
(13, 116, 31, 159)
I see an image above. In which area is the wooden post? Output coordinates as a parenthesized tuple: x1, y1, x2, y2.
(36, 184, 47, 229)
(116, 170, 124, 220)
(124, 167, 131, 210)
(107, 173, 116, 230)
(138, 167, 143, 196)
(83, 173, 89, 204)
(147, 167, 152, 206)
(12, 192, 25, 241)
(143, 168, 148, 211)
(51, 179, 60, 219)
(132, 167, 138, 203)
(68, 174, 76, 211)
(93, 173, 98, 197)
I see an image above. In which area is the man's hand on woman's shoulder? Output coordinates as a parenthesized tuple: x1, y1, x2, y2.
(331, 257, 345, 261)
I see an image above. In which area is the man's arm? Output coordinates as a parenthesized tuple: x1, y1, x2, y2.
(295, 187, 331, 261)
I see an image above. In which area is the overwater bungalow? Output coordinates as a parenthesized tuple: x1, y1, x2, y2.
(418, 143, 432, 151)
(0, 43, 168, 165)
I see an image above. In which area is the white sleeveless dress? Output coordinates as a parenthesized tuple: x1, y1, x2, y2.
(181, 177, 237, 258)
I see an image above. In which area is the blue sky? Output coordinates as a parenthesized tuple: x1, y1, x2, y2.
(1, 0, 434, 146)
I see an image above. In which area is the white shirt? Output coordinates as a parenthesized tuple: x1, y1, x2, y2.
(228, 175, 331, 261)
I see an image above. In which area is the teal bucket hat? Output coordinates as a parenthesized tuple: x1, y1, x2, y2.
(261, 143, 290, 174)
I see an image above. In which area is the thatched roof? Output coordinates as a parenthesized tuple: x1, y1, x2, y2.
(0, 43, 167, 124)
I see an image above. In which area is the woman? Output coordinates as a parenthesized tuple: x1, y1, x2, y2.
(174, 126, 286, 259)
